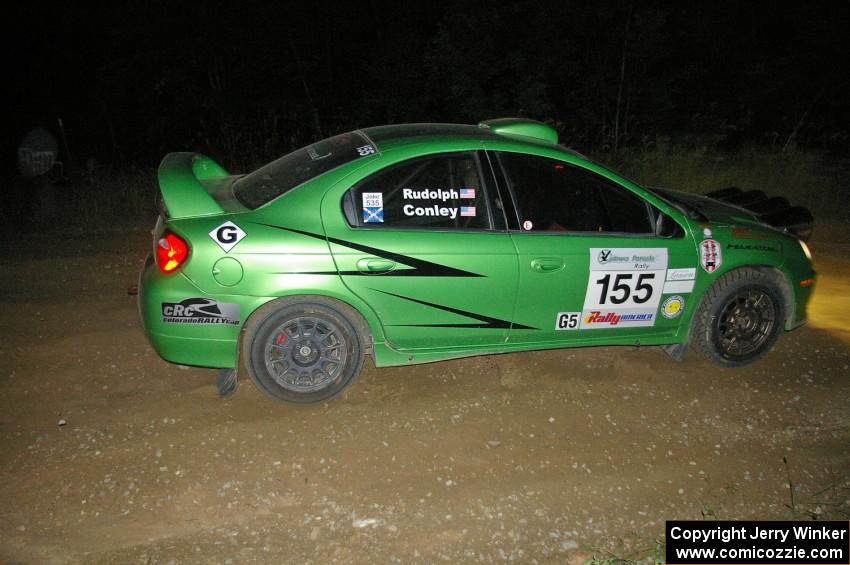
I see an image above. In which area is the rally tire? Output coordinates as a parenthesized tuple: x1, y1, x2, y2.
(691, 268, 785, 367)
(243, 301, 364, 404)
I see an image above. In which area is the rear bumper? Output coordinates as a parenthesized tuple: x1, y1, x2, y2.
(137, 255, 239, 368)
(143, 329, 238, 368)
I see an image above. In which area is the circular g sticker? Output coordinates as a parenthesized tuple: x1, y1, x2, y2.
(661, 295, 685, 319)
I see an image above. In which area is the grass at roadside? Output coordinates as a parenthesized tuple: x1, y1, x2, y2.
(587, 537, 665, 565)
(2, 162, 158, 233)
(603, 144, 849, 224)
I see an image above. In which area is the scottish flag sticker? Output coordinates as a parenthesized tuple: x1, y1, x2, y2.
(362, 192, 384, 223)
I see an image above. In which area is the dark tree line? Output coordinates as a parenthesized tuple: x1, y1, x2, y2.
(10, 1, 850, 173)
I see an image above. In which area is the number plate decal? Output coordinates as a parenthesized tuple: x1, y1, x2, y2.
(581, 248, 668, 329)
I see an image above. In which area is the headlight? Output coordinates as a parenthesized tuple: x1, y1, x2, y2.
(798, 239, 812, 261)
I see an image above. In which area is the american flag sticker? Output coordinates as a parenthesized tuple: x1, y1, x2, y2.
(700, 239, 722, 273)
(460, 206, 476, 217)
(459, 188, 475, 199)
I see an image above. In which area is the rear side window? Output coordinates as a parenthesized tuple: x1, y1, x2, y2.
(344, 153, 491, 230)
(497, 152, 654, 234)
(234, 131, 377, 209)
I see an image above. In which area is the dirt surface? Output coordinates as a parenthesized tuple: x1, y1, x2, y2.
(2, 227, 849, 564)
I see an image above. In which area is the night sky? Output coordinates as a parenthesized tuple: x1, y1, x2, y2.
(10, 1, 850, 174)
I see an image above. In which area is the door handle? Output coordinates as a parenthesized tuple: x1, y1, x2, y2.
(356, 258, 396, 273)
(530, 258, 564, 273)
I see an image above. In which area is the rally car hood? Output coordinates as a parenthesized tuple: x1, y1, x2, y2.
(655, 184, 815, 241)
(690, 196, 762, 226)
(651, 187, 760, 225)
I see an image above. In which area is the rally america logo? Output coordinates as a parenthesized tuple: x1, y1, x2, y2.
(700, 239, 722, 273)
(583, 311, 655, 326)
(161, 298, 240, 325)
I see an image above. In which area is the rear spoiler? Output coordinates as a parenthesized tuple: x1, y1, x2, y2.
(157, 153, 229, 219)
(705, 187, 814, 241)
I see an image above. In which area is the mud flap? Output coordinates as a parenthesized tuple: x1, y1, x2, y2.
(216, 368, 237, 397)
(216, 327, 244, 397)
(661, 343, 688, 362)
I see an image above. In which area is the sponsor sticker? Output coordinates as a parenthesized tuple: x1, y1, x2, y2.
(582, 310, 655, 327)
(592, 248, 667, 271)
(362, 192, 384, 223)
(307, 146, 331, 161)
(209, 221, 246, 253)
(732, 226, 769, 240)
(666, 268, 696, 281)
(662, 280, 695, 294)
(700, 239, 722, 273)
(581, 248, 668, 329)
(161, 298, 240, 325)
(727, 243, 778, 252)
(555, 312, 581, 330)
(661, 295, 685, 319)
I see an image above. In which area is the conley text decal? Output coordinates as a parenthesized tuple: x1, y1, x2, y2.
(580, 248, 668, 329)
(161, 298, 240, 325)
(401, 187, 476, 219)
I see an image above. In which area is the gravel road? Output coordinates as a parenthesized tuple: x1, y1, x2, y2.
(2, 227, 848, 564)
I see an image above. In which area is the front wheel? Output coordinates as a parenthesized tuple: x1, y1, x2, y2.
(691, 268, 785, 367)
(243, 301, 364, 403)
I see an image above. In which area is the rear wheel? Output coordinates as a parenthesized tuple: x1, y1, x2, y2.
(243, 301, 364, 403)
(691, 268, 785, 367)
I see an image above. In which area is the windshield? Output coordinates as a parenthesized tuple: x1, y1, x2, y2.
(233, 130, 377, 209)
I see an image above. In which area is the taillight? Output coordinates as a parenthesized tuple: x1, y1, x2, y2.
(156, 231, 189, 273)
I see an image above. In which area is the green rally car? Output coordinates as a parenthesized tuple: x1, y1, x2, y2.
(138, 118, 816, 403)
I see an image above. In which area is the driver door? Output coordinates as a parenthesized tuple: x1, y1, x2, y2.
(490, 151, 698, 346)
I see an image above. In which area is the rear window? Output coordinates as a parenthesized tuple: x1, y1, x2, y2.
(233, 131, 377, 209)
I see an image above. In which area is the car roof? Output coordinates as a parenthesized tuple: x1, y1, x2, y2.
(363, 119, 566, 153)
(364, 123, 498, 149)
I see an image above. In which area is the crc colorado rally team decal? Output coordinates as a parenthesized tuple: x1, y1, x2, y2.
(161, 298, 240, 325)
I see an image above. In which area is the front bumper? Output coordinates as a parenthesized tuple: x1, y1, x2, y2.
(789, 270, 816, 330)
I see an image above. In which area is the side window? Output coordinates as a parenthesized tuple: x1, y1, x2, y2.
(498, 152, 654, 234)
(345, 153, 491, 230)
